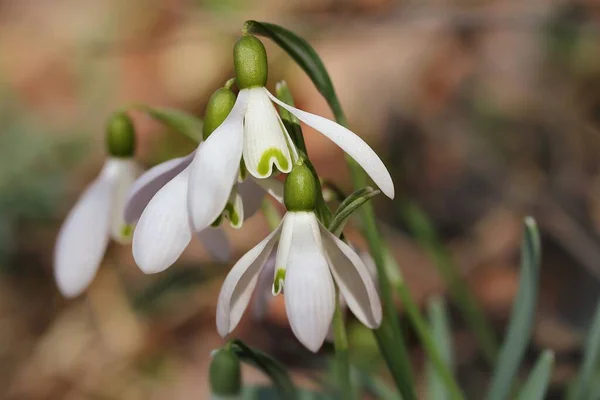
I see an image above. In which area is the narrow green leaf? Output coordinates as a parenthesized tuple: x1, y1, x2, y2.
(486, 217, 542, 400)
(570, 300, 600, 400)
(401, 201, 498, 363)
(328, 187, 380, 236)
(426, 296, 454, 400)
(516, 350, 554, 400)
(231, 340, 298, 400)
(135, 105, 203, 143)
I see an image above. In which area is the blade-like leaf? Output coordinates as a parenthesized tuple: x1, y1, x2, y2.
(231, 340, 298, 400)
(135, 105, 203, 143)
(570, 299, 600, 400)
(328, 187, 380, 236)
(486, 217, 542, 400)
(516, 350, 554, 400)
(426, 296, 453, 400)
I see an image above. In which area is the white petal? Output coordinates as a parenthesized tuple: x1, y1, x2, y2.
(132, 168, 192, 274)
(196, 228, 230, 263)
(124, 153, 194, 224)
(236, 178, 266, 219)
(188, 91, 248, 232)
(253, 177, 284, 204)
(253, 253, 276, 320)
(243, 87, 294, 178)
(216, 225, 282, 337)
(284, 212, 335, 352)
(108, 158, 143, 243)
(268, 91, 395, 199)
(54, 167, 114, 297)
(320, 224, 382, 328)
(273, 213, 294, 295)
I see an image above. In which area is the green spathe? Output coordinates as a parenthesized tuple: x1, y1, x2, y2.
(284, 163, 317, 212)
(234, 35, 268, 89)
(203, 88, 237, 140)
(210, 348, 242, 396)
(257, 148, 290, 177)
(106, 112, 135, 157)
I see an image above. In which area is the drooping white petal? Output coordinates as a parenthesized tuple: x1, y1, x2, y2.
(54, 164, 116, 298)
(216, 224, 282, 337)
(273, 212, 294, 295)
(108, 158, 143, 243)
(124, 153, 194, 224)
(320, 224, 382, 328)
(253, 253, 276, 320)
(243, 88, 294, 178)
(188, 91, 248, 232)
(196, 228, 230, 263)
(284, 212, 335, 352)
(133, 168, 192, 274)
(268, 91, 395, 199)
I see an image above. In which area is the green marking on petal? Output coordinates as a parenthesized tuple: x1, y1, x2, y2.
(272, 268, 286, 295)
(257, 148, 290, 177)
(238, 159, 248, 182)
(121, 224, 134, 239)
(223, 202, 242, 229)
(211, 214, 223, 227)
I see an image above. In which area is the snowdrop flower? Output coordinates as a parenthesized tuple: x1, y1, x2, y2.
(187, 34, 394, 234)
(217, 163, 382, 352)
(125, 87, 283, 274)
(54, 112, 142, 297)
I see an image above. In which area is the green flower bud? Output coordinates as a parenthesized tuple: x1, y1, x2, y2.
(234, 35, 268, 89)
(203, 88, 237, 140)
(284, 163, 317, 212)
(105, 112, 135, 158)
(209, 348, 241, 397)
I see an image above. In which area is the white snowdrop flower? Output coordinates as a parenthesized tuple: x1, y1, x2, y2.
(187, 35, 394, 234)
(54, 113, 142, 298)
(125, 87, 283, 274)
(124, 149, 283, 274)
(216, 164, 382, 352)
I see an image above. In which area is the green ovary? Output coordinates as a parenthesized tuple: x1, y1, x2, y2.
(256, 148, 289, 177)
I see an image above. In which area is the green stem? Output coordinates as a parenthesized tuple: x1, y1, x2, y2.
(395, 283, 466, 400)
(333, 104, 417, 400)
(333, 291, 355, 400)
(400, 201, 498, 364)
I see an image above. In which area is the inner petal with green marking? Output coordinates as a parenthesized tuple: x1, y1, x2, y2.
(272, 268, 286, 295)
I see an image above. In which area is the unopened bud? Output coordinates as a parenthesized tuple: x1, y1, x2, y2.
(106, 112, 135, 158)
(209, 348, 241, 398)
(284, 163, 317, 212)
(203, 88, 237, 140)
(234, 35, 268, 89)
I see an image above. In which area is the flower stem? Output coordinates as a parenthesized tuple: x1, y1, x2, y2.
(331, 102, 417, 400)
(261, 198, 282, 230)
(332, 291, 355, 400)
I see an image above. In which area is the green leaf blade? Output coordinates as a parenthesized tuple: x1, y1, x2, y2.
(426, 296, 454, 400)
(135, 105, 203, 143)
(328, 187, 380, 236)
(516, 350, 554, 400)
(486, 217, 542, 400)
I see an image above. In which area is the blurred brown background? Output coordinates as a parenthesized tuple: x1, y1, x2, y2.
(0, 0, 599, 398)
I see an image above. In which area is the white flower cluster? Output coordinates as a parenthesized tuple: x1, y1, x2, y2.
(54, 34, 395, 352)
